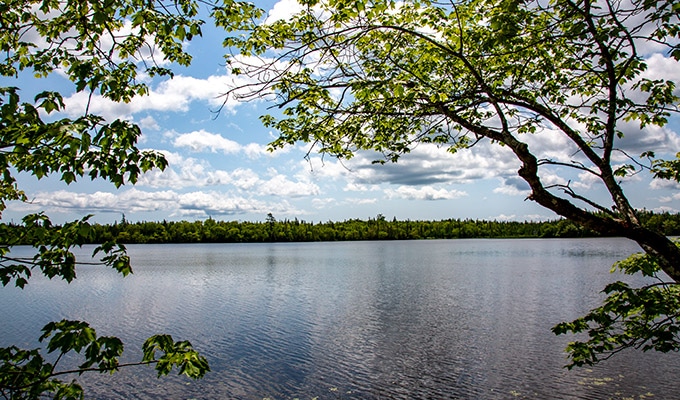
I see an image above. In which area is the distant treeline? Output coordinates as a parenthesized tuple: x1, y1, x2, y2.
(4, 210, 680, 245)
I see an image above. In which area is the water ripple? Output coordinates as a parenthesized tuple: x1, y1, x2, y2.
(3, 240, 678, 399)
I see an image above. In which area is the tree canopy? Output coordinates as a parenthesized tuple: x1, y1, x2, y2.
(5, 211, 680, 244)
(224, 0, 680, 277)
(0, 0, 258, 396)
(221, 0, 680, 366)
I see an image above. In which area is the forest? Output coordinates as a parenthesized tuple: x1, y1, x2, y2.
(3, 210, 680, 245)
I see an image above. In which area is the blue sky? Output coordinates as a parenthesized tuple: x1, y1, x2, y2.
(4, 0, 680, 224)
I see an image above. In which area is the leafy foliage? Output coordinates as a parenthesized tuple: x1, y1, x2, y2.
(223, 0, 680, 280)
(650, 152, 680, 181)
(0, 0, 202, 98)
(0, 0, 267, 396)
(0, 213, 132, 289)
(142, 335, 210, 379)
(553, 246, 680, 368)
(0, 320, 208, 399)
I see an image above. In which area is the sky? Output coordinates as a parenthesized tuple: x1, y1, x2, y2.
(3, 0, 680, 224)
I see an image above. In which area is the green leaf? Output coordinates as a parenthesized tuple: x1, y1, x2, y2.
(142, 335, 210, 379)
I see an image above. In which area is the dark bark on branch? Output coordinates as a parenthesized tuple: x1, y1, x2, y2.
(511, 134, 680, 282)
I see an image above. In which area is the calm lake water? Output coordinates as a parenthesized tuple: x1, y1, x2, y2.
(2, 238, 679, 399)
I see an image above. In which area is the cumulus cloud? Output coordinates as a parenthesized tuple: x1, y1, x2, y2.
(659, 192, 680, 203)
(305, 141, 520, 189)
(299, 130, 620, 201)
(343, 182, 381, 192)
(26, 187, 305, 218)
(488, 212, 553, 223)
(655, 205, 680, 213)
(136, 151, 320, 198)
(347, 197, 379, 205)
(523, 129, 580, 163)
(386, 186, 467, 200)
(258, 172, 320, 197)
(169, 129, 277, 159)
(312, 197, 337, 209)
(493, 214, 517, 221)
(651, 179, 680, 191)
(265, 0, 305, 23)
(228, 168, 259, 190)
(557, 173, 588, 191)
(137, 152, 228, 189)
(175, 191, 296, 216)
(616, 123, 680, 156)
(174, 130, 248, 155)
(538, 171, 570, 188)
(24, 15, 172, 75)
(62, 55, 278, 121)
(33, 188, 178, 213)
(619, 53, 680, 108)
(641, 53, 680, 84)
(63, 75, 223, 120)
(138, 115, 161, 131)
(493, 178, 530, 196)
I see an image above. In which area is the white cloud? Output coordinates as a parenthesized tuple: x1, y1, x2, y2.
(173, 130, 242, 154)
(491, 211, 554, 223)
(343, 182, 380, 192)
(347, 197, 378, 205)
(659, 192, 680, 203)
(619, 53, 680, 105)
(171, 130, 271, 158)
(493, 214, 517, 221)
(173, 190, 303, 217)
(523, 129, 578, 164)
(258, 173, 320, 197)
(617, 123, 680, 156)
(32, 188, 178, 213)
(185, 191, 303, 217)
(386, 186, 467, 200)
(650, 205, 679, 213)
(493, 180, 529, 196)
(312, 198, 337, 209)
(138, 115, 160, 131)
(102, 20, 172, 67)
(297, 132, 606, 201)
(137, 152, 223, 189)
(303, 142, 519, 190)
(244, 142, 272, 158)
(650, 178, 680, 190)
(63, 75, 219, 120)
(564, 170, 597, 190)
(642, 53, 680, 84)
(25, 187, 305, 218)
(229, 168, 260, 190)
(265, 0, 305, 23)
(62, 60, 276, 121)
(137, 150, 320, 198)
(23, 14, 171, 73)
(523, 214, 555, 222)
(537, 171, 570, 188)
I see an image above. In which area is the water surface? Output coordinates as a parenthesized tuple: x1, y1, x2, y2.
(1, 238, 678, 399)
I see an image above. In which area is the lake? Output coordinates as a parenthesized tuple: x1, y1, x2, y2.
(1, 238, 679, 399)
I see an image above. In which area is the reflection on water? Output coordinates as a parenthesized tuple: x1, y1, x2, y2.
(1, 238, 678, 399)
